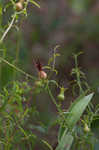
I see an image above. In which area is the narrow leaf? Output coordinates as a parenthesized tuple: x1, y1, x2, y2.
(42, 140, 53, 150)
(58, 93, 94, 143)
(56, 131, 73, 150)
(30, 0, 40, 8)
(66, 93, 94, 128)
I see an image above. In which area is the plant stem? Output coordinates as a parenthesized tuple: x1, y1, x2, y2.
(47, 85, 62, 114)
(0, 57, 37, 80)
(74, 54, 83, 94)
(0, 13, 16, 43)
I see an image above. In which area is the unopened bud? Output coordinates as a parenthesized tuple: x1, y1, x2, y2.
(15, 2, 23, 11)
(84, 124, 90, 132)
(39, 71, 47, 79)
(35, 80, 42, 87)
(57, 88, 65, 101)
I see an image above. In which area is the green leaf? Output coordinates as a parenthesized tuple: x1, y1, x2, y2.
(54, 53, 60, 57)
(48, 80, 58, 87)
(56, 131, 74, 150)
(66, 93, 94, 128)
(58, 93, 94, 141)
(42, 140, 53, 150)
(29, 125, 46, 133)
(91, 115, 99, 139)
(57, 93, 94, 150)
(29, 0, 40, 8)
(43, 66, 52, 70)
(58, 126, 66, 142)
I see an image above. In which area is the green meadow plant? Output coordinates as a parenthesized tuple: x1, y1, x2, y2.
(0, 1, 99, 150)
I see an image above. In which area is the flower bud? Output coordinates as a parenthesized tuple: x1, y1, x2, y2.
(57, 93, 64, 101)
(39, 71, 47, 79)
(57, 88, 65, 101)
(15, 2, 23, 11)
(34, 80, 44, 94)
(84, 123, 90, 132)
(34, 80, 43, 87)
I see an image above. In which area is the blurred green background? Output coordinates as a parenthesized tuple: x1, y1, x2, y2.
(1, 0, 99, 89)
(1, 0, 99, 149)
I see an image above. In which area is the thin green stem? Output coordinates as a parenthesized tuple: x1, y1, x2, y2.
(47, 85, 62, 114)
(0, 12, 16, 88)
(74, 54, 83, 94)
(0, 57, 37, 80)
(13, 32, 20, 79)
(77, 71, 83, 93)
(0, 13, 16, 43)
(52, 45, 60, 71)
